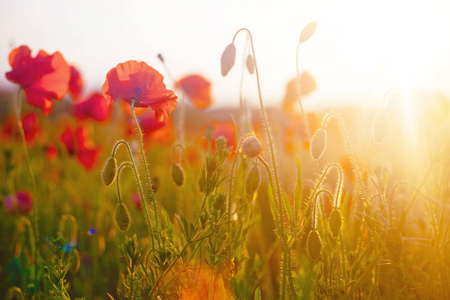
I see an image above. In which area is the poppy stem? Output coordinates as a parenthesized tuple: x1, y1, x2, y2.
(111, 140, 155, 250)
(14, 88, 40, 283)
(131, 101, 162, 251)
(296, 42, 312, 143)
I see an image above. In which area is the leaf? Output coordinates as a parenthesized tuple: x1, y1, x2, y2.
(299, 21, 317, 43)
(267, 184, 280, 234)
(254, 287, 262, 300)
(283, 190, 294, 227)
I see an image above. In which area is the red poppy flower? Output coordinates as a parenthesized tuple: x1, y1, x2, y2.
(69, 65, 84, 100)
(177, 74, 212, 109)
(4, 191, 33, 216)
(46, 144, 58, 160)
(127, 110, 174, 144)
(5, 45, 70, 115)
(1, 112, 40, 144)
(282, 72, 316, 112)
(60, 126, 101, 169)
(101, 60, 178, 121)
(74, 92, 112, 122)
(201, 121, 237, 153)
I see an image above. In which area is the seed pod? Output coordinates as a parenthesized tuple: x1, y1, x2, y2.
(171, 163, 185, 187)
(246, 165, 261, 195)
(307, 230, 322, 261)
(242, 136, 262, 158)
(102, 157, 117, 186)
(246, 54, 255, 74)
(329, 208, 342, 237)
(384, 228, 402, 263)
(115, 203, 131, 232)
(372, 111, 389, 144)
(221, 43, 236, 77)
(310, 128, 327, 160)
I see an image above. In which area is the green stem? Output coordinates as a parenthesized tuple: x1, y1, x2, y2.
(116, 162, 133, 204)
(131, 101, 161, 250)
(15, 88, 39, 283)
(111, 140, 155, 250)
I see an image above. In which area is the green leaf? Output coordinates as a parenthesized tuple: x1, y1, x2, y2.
(254, 286, 262, 300)
(283, 190, 294, 227)
(267, 184, 280, 234)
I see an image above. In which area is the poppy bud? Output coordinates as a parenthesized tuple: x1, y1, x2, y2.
(311, 128, 327, 160)
(221, 43, 236, 77)
(372, 111, 389, 144)
(206, 124, 215, 141)
(157, 53, 164, 63)
(246, 54, 255, 74)
(115, 203, 131, 232)
(384, 228, 402, 263)
(102, 157, 117, 186)
(307, 230, 322, 261)
(246, 165, 261, 195)
(299, 21, 317, 43)
(171, 163, 185, 187)
(242, 136, 262, 158)
(329, 209, 342, 237)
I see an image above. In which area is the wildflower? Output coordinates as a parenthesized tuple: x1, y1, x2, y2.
(60, 126, 101, 169)
(282, 73, 316, 112)
(5, 45, 70, 115)
(102, 60, 177, 121)
(209, 121, 237, 151)
(1, 112, 41, 144)
(69, 65, 84, 100)
(177, 74, 212, 109)
(4, 191, 33, 216)
(73, 92, 112, 122)
(46, 144, 58, 160)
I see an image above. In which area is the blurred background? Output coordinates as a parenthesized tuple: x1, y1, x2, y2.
(1, 0, 449, 110)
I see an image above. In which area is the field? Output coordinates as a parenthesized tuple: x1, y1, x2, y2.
(1, 24, 450, 300)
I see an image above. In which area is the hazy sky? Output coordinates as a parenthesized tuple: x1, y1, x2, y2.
(1, 0, 449, 109)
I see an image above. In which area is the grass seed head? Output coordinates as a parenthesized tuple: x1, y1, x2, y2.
(102, 157, 117, 186)
(384, 228, 402, 263)
(242, 136, 262, 158)
(115, 203, 131, 232)
(246, 165, 261, 195)
(171, 163, 185, 187)
(311, 128, 327, 160)
(307, 230, 322, 261)
(329, 208, 342, 237)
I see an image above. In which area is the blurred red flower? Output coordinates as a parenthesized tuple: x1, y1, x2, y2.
(127, 110, 174, 145)
(102, 60, 177, 121)
(202, 121, 237, 154)
(60, 126, 101, 169)
(69, 65, 84, 100)
(177, 74, 212, 109)
(5, 45, 70, 115)
(74, 92, 112, 122)
(46, 144, 58, 160)
(4, 191, 33, 216)
(282, 72, 316, 112)
(1, 112, 40, 144)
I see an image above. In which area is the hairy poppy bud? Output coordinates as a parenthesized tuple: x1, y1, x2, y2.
(246, 165, 261, 195)
(221, 43, 236, 77)
(329, 209, 342, 237)
(115, 203, 131, 232)
(311, 128, 327, 160)
(171, 164, 185, 187)
(242, 136, 262, 158)
(246, 54, 255, 74)
(102, 157, 117, 186)
(372, 111, 389, 144)
(307, 230, 322, 261)
(384, 228, 402, 263)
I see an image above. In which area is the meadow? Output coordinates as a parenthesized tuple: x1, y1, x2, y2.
(1, 24, 449, 299)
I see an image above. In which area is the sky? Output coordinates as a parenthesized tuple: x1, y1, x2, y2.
(1, 0, 450, 110)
